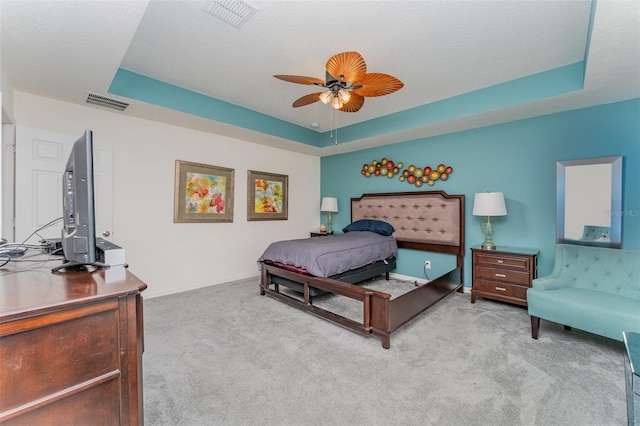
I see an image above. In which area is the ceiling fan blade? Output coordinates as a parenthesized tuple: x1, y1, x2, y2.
(274, 75, 325, 86)
(292, 92, 323, 107)
(352, 73, 404, 97)
(339, 93, 365, 112)
(326, 51, 367, 84)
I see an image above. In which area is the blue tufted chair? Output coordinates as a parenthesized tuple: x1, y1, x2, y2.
(527, 244, 640, 341)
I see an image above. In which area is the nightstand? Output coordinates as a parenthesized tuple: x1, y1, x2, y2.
(310, 232, 331, 237)
(470, 246, 538, 306)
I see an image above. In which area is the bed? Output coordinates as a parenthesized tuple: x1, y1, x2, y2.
(259, 190, 465, 349)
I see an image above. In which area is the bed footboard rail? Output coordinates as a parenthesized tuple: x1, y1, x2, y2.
(260, 263, 462, 349)
(389, 267, 462, 331)
(260, 263, 394, 347)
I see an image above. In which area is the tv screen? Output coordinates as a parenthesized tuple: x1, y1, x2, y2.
(52, 130, 100, 272)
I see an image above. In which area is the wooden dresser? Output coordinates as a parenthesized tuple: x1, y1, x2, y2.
(0, 264, 147, 425)
(470, 246, 538, 306)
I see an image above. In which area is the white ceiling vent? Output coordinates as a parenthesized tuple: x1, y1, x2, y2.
(84, 93, 130, 112)
(202, 1, 258, 29)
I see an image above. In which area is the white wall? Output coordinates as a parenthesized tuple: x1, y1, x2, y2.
(1, 123, 15, 241)
(13, 92, 320, 298)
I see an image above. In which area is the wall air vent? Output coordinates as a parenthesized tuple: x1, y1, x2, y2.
(84, 93, 130, 112)
(202, 0, 258, 29)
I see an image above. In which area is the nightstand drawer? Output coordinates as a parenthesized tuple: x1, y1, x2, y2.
(474, 253, 530, 270)
(474, 279, 529, 300)
(475, 266, 530, 285)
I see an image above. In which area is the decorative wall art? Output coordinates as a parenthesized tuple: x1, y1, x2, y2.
(174, 160, 235, 223)
(247, 170, 288, 221)
(360, 157, 454, 188)
(361, 158, 404, 178)
(400, 163, 453, 187)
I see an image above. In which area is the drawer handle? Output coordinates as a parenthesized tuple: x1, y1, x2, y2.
(495, 287, 507, 292)
(497, 260, 504, 263)
(495, 273, 507, 278)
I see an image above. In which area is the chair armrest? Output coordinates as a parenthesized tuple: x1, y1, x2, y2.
(531, 276, 571, 291)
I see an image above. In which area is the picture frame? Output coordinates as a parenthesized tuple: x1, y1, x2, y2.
(247, 170, 288, 221)
(174, 160, 235, 223)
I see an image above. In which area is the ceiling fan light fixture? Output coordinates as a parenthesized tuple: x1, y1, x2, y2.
(319, 90, 333, 105)
(338, 89, 351, 103)
(331, 96, 343, 110)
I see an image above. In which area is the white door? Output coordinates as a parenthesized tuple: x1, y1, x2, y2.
(14, 126, 113, 243)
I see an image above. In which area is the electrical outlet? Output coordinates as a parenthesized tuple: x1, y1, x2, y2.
(424, 260, 431, 269)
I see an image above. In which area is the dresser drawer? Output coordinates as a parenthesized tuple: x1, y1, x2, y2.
(474, 252, 530, 270)
(1, 379, 121, 426)
(474, 279, 529, 300)
(475, 266, 531, 286)
(0, 303, 120, 412)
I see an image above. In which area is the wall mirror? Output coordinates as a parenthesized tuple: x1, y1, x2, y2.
(556, 156, 623, 248)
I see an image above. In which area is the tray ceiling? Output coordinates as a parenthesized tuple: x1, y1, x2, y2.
(2, 1, 639, 156)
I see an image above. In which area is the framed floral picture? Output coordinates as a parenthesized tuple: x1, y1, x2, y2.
(174, 160, 234, 223)
(247, 170, 288, 221)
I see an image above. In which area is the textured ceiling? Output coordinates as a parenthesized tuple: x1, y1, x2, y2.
(2, 1, 639, 156)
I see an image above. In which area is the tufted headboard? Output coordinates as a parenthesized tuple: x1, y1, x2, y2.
(351, 191, 465, 262)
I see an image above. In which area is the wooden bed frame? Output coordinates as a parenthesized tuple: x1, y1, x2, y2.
(259, 190, 465, 349)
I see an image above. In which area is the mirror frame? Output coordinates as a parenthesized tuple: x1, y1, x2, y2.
(556, 156, 623, 248)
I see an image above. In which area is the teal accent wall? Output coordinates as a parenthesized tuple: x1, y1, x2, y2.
(320, 98, 640, 287)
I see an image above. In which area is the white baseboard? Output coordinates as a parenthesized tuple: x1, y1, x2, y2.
(145, 272, 261, 299)
(146, 271, 473, 299)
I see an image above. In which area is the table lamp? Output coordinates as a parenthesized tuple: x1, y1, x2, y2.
(320, 197, 338, 234)
(473, 191, 507, 250)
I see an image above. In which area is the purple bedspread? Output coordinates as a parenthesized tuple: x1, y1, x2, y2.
(258, 231, 397, 278)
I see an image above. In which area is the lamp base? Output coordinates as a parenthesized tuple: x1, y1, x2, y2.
(480, 217, 498, 251)
(326, 212, 334, 235)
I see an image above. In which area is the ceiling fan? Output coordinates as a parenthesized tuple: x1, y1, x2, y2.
(274, 51, 403, 113)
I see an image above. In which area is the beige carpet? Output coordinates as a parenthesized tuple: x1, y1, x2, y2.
(142, 277, 627, 425)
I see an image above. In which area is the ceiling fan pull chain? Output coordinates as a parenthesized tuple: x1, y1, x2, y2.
(335, 109, 339, 145)
(329, 107, 338, 145)
(329, 108, 334, 141)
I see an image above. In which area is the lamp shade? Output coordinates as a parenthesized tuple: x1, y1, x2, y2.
(472, 192, 507, 216)
(320, 197, 338, 213)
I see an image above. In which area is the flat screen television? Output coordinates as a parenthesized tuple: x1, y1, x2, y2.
(52, 130, 103, 272)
